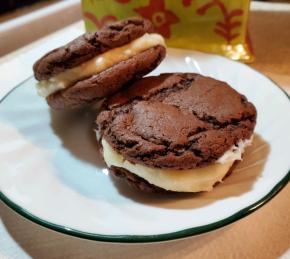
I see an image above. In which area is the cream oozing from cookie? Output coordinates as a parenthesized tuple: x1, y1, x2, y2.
(101, 136, 253, 192)
(217, 135, 253, 163)
(37, 33, 165, 97)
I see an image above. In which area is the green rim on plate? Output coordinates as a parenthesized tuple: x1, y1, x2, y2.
(0, 60, 290, 243)
(1, 171, 289, 243)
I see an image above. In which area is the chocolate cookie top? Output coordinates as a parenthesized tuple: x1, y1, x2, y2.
(33, 17, 153, 81)
(96, 73, 257, 170)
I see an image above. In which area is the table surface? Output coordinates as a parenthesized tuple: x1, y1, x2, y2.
(0, 2, 289, 259)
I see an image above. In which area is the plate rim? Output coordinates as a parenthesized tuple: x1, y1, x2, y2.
(1, 172, 289, 243)
(0, 52, 290, 243)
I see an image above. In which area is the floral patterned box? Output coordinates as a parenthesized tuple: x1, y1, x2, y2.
(82, 0, 253, 62)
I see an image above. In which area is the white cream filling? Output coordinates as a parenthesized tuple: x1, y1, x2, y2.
(37, 33, 165, 97)
(101, 136, 253, 192)
(217, 135, 253, 164)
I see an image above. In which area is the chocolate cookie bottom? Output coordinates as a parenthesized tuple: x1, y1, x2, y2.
(47, 45, 166, 109)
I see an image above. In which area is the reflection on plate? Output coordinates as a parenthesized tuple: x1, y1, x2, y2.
(0, 49, 289, 243)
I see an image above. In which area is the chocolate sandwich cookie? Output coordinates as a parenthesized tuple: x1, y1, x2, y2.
(33, 17, 166, 109)
(96, 73, 257, 193)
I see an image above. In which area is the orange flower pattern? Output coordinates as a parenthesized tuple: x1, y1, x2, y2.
(84, 13, 117, 29)
(182, 0, 193, 7)
(115, 0, 131, 3)
(197, 0, 243, 43)
(134, 0, 179, 38)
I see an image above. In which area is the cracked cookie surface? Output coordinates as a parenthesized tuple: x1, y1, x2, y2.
(96, 73, 257, 170)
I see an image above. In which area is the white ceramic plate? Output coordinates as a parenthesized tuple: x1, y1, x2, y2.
(0, 49, 290, 243)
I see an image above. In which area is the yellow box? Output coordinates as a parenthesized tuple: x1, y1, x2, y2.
(82, 0, 253, 62)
